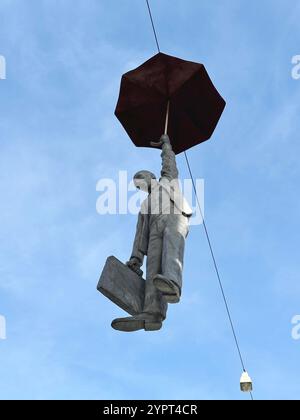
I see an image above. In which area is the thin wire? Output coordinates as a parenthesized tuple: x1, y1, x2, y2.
(145, 0, 254, 401)
(146, 0, 161, 53)
(184, 152, 253, 401)
(184, 152, 245, 368)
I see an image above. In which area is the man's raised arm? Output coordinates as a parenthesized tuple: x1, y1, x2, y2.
(151, 134, 178, 181)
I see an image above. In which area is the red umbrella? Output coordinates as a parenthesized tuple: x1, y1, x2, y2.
(115, 52, 226, 155)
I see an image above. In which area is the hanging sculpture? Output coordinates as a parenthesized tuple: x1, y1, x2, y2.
(97, 52, 226, 332)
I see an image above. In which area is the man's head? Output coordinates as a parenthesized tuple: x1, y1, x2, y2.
(133, 170, 157, 193)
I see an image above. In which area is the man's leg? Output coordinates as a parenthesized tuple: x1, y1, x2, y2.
(111, 220, 167, 332)
(153, 215, 189, 302)
(143, 224, 168, 320)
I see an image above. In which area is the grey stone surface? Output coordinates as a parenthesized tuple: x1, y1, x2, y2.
(98, 256, 145, 316)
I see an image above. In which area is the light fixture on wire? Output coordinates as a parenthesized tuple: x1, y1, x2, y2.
(240, 371, 253, 393)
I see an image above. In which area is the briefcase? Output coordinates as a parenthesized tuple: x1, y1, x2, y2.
(97, 256, 145, 315)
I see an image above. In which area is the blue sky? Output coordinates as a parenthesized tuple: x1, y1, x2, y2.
(0, 0, 300, 400)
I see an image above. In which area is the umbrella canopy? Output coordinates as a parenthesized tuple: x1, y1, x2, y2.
(115, 52, 226, 155)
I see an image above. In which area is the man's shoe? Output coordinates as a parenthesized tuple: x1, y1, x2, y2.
(111, 313, 163, 332)
(153, 275, 181, 304)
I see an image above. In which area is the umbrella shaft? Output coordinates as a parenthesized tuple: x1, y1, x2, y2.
(164, 101, 170, 135)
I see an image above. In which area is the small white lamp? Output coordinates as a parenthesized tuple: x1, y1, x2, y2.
(240, 371, 253, 392)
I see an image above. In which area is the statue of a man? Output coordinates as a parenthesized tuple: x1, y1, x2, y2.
(112, 135, 192, 332)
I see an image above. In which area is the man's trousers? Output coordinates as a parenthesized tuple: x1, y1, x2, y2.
(143, 213, 189, 319)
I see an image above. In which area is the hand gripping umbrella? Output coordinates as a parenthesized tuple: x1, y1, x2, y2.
(115, 52, 226, 154)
